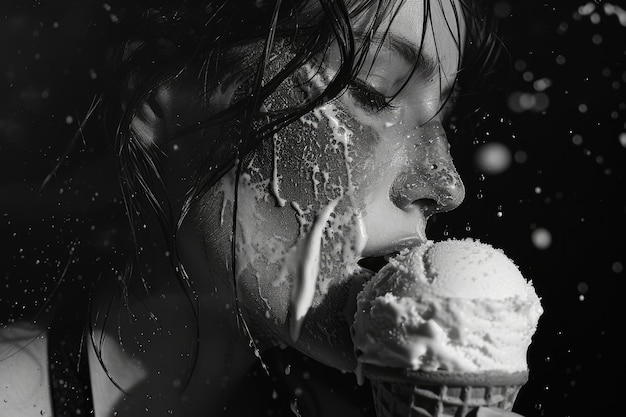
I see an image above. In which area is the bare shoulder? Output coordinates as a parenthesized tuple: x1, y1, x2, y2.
(0, 323, 52, 417)
(87, 290, 256, 416)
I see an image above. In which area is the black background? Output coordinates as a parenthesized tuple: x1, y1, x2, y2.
(1, 1, 625, 416)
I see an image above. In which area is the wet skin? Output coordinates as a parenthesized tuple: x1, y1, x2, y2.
(196, 0, 466, 371)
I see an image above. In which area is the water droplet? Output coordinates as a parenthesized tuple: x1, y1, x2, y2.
(591, 33, 603, 44)
(475, 142, 512, 174)
(514, 150, 528, 163)
(590, 12, 601, 24)
(531, 227, 552, 249)
(572, 134, 583, 145)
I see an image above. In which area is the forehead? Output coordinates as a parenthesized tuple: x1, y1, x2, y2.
(355, 0, 464, 75)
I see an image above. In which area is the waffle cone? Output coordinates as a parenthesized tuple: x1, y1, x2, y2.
(363, 364, 528, 417)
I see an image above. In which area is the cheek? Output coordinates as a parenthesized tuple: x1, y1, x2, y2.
(234, 102, 383, 329)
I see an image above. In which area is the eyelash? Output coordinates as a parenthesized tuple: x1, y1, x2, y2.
(348, 79, 396, 113)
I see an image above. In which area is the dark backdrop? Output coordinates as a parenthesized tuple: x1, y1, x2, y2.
(1, 1, 625, 416)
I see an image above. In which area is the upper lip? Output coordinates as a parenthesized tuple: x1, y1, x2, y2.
(360, 236, 424, 257)
(357, 237, 426, 274)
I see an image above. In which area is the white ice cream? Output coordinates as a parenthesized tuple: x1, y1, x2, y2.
(351, 239, 543, 373)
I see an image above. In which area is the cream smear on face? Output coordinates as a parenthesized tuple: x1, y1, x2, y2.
(235, 106, 368, 338)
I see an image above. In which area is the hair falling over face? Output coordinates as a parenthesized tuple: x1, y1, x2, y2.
(19, 0, 505, 414)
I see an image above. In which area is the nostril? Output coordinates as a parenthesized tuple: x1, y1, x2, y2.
(389, 158, 465, 215)
(413, 198, 438, 216)
(391, 192, 439, 216)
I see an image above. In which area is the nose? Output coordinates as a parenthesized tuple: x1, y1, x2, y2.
(359, 120, 465, 258)
(390, 121, 465, 217)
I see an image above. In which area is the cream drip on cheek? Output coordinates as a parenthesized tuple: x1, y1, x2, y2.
(233, 100, 370, 345)
(288, 197, 339, 342)
(300, 103, 356, 199)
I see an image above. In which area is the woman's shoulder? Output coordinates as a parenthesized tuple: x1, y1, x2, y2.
(0, 318, 149, 417)
(0, 323, 53, 417)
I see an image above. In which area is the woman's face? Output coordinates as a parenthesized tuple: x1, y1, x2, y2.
(196, 0, 466, 370)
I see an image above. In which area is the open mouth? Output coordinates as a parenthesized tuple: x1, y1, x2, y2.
(357, 253, 398, 275)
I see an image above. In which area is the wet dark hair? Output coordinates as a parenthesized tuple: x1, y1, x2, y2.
(41, 0, 502, 398)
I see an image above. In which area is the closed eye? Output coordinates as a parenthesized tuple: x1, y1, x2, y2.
(348, 79, 396, 113)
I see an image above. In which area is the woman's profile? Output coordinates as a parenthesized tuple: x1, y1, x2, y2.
(0, 1, 522, 416)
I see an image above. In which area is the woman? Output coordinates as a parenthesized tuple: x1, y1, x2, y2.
(1, 0, 523, 416)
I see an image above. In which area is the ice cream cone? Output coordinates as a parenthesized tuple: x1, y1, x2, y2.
(363, 364, 528, 417)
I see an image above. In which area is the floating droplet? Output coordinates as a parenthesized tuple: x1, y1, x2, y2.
(475, 142, 512, 174)
(531, 227, 552, 250)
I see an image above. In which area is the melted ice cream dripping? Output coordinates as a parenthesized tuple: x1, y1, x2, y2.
(289, 197, 340, 342)
(270, 133, 287, 207)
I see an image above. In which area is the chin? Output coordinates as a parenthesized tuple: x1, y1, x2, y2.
(248, 264, 374, 371)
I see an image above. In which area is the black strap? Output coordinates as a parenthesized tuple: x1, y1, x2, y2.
(48, 306, 95, 417)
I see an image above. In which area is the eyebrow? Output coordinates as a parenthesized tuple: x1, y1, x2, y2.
(360, 32, 441, 80)
(357, 32, 458, 99)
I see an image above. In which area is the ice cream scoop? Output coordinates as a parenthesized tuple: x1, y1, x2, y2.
(352, 239, 542, 373)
